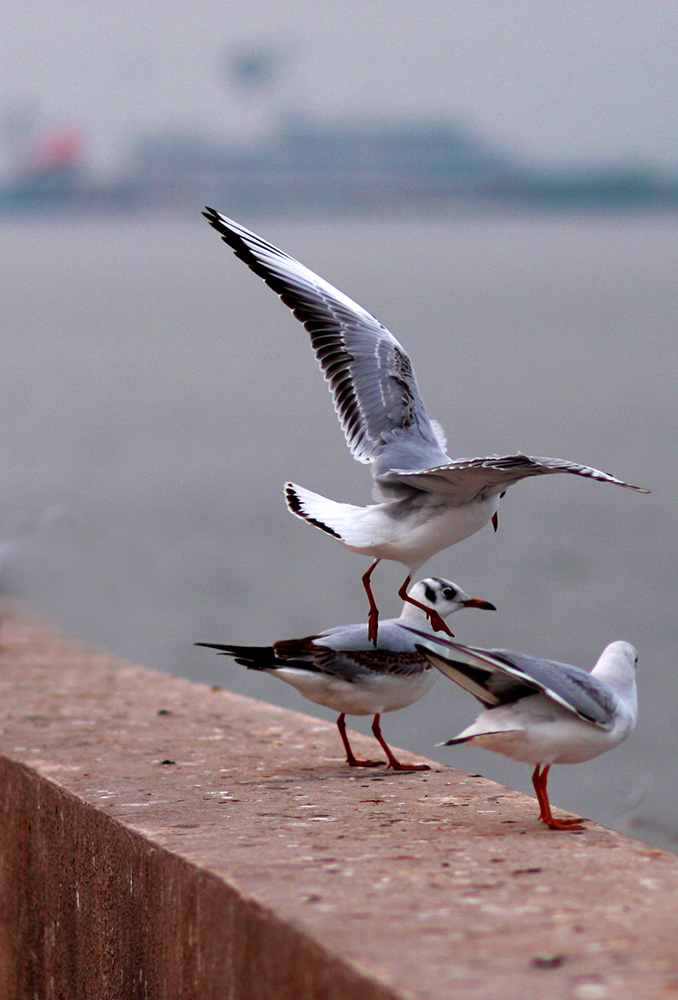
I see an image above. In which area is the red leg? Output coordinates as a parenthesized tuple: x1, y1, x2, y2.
(371, 714, 430, 772)
(336, 713, 383, 767)
(362, 559, 381, 646)
(397, 575, 454, 636)
(532, 764, 586, 831)
(531, 764, 548, 816)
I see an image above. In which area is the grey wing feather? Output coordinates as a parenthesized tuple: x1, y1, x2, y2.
(413, 635, 617, 726)
(316, 618, 419, 653)
(383, 453, 649, 498)
(414, 646, 534, 707)
(203, 208, 449, 472)
(486, 648, 618, 726)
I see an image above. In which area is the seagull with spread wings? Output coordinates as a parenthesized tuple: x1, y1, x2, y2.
(203, 208, 648, 644)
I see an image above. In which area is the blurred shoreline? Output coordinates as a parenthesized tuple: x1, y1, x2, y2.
(3, 115, 677, 219)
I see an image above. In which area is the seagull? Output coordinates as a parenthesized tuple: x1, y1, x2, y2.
(203, 208, 649, 644)
(408, 629, 638, 830)
(196, 576, 495, 771)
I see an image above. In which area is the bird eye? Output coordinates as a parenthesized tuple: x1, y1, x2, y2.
(499, 491, 506, 499)
(442, 587, 457, 600)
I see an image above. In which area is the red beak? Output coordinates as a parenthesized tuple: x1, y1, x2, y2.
(461, 598, 496, 611)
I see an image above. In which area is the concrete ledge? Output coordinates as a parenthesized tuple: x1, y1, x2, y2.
(1, 601, 677, 1000)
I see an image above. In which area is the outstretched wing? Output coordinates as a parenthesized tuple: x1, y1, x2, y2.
(203, 208, 449, 473)
(409, 631, 618, 727)
(381, 453, 649, 498)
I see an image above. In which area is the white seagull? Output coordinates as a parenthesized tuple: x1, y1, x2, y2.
(203, 208, 648, 644)
(408, 630, 638, 830)
(196, 577, 495, 771)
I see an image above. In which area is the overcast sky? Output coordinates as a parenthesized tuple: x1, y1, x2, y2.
(1, 0, 677, 174)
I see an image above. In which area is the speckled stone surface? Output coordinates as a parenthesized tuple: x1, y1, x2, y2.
(1, 601, 677, 1000)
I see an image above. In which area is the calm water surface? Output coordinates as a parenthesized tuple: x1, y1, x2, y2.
(2, 211, 677, 849)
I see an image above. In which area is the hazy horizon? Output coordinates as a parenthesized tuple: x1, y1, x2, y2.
(1, 0, 677, 176)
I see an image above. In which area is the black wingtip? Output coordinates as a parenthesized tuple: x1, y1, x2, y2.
(202, 206, 223, 230)
(438, 735, 475, 747)
(284, 482, 304, 516)
(194, 641, 231, 654)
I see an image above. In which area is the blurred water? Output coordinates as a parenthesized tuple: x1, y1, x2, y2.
(2, 211, 677, 850)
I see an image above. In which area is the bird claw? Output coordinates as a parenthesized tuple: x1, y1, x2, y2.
(347, 757, 385, 768)
(544, 816, 587, 832)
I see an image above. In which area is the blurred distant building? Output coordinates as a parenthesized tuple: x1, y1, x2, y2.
(2, 106, 676, 216)
(126, 114, 529, 214)
(224, 44, 285, 93)
(0, 112, 134, 213)
(0, 101, 84, 201)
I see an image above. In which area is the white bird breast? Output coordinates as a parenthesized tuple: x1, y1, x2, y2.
(269, 665, 437, 716)
(457, 694, 627, 766)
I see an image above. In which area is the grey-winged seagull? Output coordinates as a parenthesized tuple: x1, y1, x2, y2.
(408, 630, 638, 830)
(203, 208, 648, 644)
(196, 577, 494, 771)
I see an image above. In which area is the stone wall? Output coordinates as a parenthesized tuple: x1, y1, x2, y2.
(1, 602, 677, 999)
